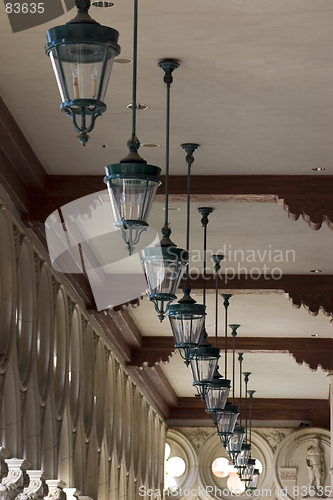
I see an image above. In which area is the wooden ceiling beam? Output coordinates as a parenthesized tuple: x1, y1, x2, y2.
(168, 397, 329, 428)
(128, 336, 333, 372)
(17, 173, 333, 222)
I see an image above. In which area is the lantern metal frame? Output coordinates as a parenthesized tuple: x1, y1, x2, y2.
(216, 403, 240, 447)
(46, 0, 120, 145)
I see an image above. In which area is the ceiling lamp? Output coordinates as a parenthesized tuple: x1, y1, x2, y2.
(104, 0, 161, 254)
(217, 321, 240, 446)
(240, 458, 256, 484)
(236, 372, 252, 470)
(227, 352, 246, 464)
(227, 425, 246, 465)
(141, 61, 188, 321)
(189, 208, 220, 400)
(45, 0, 120, 145)
(168, 145, 205, 364)
(247, 468, 260, 491)
(216, 403, 239, 447)
(205, 255, 231, 425)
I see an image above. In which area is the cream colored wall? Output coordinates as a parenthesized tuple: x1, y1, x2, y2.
(0, 199, 166, 500)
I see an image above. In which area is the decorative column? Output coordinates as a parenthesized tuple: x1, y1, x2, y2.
(327, 371, 333, 497)
(0, 459, 30, 500)
(16, 471, 49, 500)
(44, 480, 66, 500)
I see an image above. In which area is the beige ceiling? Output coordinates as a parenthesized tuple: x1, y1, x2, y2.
(0, 0, 332, 176)
(0, 0, 332, 414)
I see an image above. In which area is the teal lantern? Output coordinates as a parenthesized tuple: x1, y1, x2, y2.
(45, 0, 120, 145)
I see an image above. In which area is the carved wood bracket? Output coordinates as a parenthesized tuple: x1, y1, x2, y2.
(288, 291, 333, 316)
(278, 198, 333, 230)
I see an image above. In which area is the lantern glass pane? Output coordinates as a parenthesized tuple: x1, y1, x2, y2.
(49, 44, 116, 103)
(170, 314, 204, 347)
(227, 428, 245, 455)
(216, 410, 238, 436)
(190, 356, 217, 384)
(248, 470, 260, 489)
(205, 386, 229, 411)
(242, 461, 255, 481)
(236, 445, 251, 468)
(106, 178, 158, 224)
(143, 256, 185, 297)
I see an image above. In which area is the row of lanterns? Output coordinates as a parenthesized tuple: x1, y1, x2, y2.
(45, 0, 260, 491)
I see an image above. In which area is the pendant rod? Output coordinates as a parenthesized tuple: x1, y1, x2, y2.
(215, 268, 218, 348)
(164, 81, 171, 227)
(238, 353, 243, 426)
(243, 372, 251, 443)
(232, 333, 235, 404)
(248, 390, 255, 447)
(131, 0, 138, 140)
(203, 218, 207, 308)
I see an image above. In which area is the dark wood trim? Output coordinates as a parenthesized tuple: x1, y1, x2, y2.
(180, 274, 333, 291)
(168, 397, 329, 428)
(128, 337, 333, 372)
(19, 174, 333, 222)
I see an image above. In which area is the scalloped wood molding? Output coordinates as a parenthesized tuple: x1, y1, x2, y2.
(277, 198, 333, 231)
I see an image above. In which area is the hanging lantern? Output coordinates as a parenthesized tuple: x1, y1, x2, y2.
(104, 163, 161, 227)
(246, 469, 260, 491)
(205, 368, 231, 426)
(168, 296, 206, 363)
(216, 404, 239, 447)
(227, 425, 246, 464)
(141, 61, 188, 321)
(240, 458, 256, 483)
(236, 443, 251, 469)
(142, 245, 188, 321)
(189, 330, 220, 400)
(46, 0, 120, 145)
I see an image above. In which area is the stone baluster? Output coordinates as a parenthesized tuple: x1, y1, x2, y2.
(0, 459, 30, 500)
(44, 480, 66, 500)
(327, 371, 333, 497)
(63, 489, 80, 500)
(16, 471, 49, 500)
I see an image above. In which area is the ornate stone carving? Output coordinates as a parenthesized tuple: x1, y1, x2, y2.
(92, 332, 99, 355)
(188, 429, 208, 450)
(267, 429, 285, 451)
(34, 253, 42, 286)
(279, 468, 298, 481)
(104, 346, 110, 365)
(278, 198, 333, 231)
(16, 471, 49, 500)
(288, 291, 333, 317)
(80, 316, 88, 336)
(67, 297, 75, 329)
(13, 225, 23, 260)
(306, 438, 325, 493)
(0, 459, 30, 500)
(44, 480, 66, 500)
(51, 277, 60, 307)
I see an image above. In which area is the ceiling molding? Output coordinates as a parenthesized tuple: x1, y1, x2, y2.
(288, 291, 333, 317)
(128, 337, 333, 372)
(11, 173, 333, 222)
(278, 198, 333, 231)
